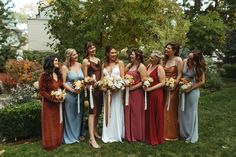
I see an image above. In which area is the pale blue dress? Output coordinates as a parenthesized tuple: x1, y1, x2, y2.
(179, 62, 200, 143)
(63, 70, 86, 144)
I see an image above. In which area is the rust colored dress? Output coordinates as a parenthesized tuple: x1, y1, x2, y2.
(39, 73, 63, 150)
(124, 69, 145, 142)
(145, 66, 165, 145)
(87, 60, 103, 115)
(163, 66, 180, 140)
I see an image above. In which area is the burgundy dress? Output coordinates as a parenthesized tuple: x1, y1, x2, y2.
(124, 69, 145, 142)
(163, 66, 180, 140)
(145, 66, 165, 145)
(87, 60, 103, 115)
(39, 73, 63, 150)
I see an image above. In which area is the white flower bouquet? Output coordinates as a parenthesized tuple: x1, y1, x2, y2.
(51, 88, 66, 123)
(143, 77, 154, 110)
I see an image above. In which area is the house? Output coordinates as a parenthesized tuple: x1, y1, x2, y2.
(27, 5, 53, 51)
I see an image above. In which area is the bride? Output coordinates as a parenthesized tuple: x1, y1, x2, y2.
(101, 45, 125, 143)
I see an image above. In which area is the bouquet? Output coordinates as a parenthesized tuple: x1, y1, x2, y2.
(51, 88, 66, 123)
(123, 74, 134, 87)
(72, 80, 85, 91)
(84, 74, 97, 109)
(165, 77, 175, 90)
(97, 75, 124, 127)
(51, 88, 66, 101)
(179, 78, 193, 111)
(143, 77, 154, 110)
(123, 74, 134, 106)
(84, 74, 97, 86)
(96, 75, 124, 92)
(72, 80, 85, 113)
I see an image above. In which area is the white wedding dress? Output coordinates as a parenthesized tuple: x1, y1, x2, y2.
(102, 66, 124, 143)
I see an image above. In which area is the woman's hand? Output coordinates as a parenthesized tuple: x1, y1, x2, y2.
(184, 87, 192, 93)
(73, 89, 81, 94)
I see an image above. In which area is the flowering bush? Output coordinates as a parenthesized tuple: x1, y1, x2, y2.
(5, 59, 43, 84)
(7, 84, 37, 106)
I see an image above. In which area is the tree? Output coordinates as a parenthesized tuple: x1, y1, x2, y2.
(0, 0, 26, 71)
(41, 0, 190, 57)
(186, 11, 226, 55)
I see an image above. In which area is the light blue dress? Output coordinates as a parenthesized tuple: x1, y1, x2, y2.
(63, 70, 86, 144)
(179, 62, 200, 143)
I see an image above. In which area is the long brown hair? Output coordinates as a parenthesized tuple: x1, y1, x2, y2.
(127, 48, 144, 70)
(104, 45, 118, 67)
(84, 41, 94, 59)
(189, 49, 206, 82)
(163, 42, 180, 65)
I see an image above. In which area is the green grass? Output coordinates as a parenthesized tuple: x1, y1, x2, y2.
(1, 81, 236, 157)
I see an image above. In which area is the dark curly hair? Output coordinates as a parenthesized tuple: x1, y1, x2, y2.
(43, 55, 62, 82)
(127, 48, 144, 69)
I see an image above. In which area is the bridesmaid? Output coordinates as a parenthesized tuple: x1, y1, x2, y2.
(124, 48, 147, 142)
(39, 55, 63, 150)
(82, 42, 103, 148)
(179, 49, 205, 143)
(163, 42, 183, 141)
(101, 45, 125, 143)
(61, 48, 86, 144)
(145, 51, 165, 145)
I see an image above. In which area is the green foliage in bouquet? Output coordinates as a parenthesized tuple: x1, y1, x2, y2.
(0, 101, 41, 140)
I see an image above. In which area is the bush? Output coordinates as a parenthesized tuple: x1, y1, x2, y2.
(0, 73, 17, 91)
(0, 101, 41, 140)
(5, 59, 43, 84)
(7, 84, 37, 106)
(23, 50, 52, 65)
(222, 64, 236, 78)
(204, 56, 223, 89)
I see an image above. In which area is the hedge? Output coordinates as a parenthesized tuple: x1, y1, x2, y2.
(0, 101, 41, 140)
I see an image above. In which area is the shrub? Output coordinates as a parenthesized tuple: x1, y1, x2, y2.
(204, 56, 223, 89)
(0, 73, 17, 91)
(7, 84, 37, 106)
(5, 59, 43, 84)
(222, 64, 236, 78)
(0, 101, 41, 140)
(23, 50, 52, 65)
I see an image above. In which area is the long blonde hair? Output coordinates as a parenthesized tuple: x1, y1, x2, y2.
(65, 48, 76, 69)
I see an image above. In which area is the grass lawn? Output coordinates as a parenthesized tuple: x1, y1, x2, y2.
(0, 80, 236, 157)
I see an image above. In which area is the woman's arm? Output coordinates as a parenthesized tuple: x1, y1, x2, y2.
(146, 65, 166, 92)
(39, 74, 60, 103)
(82, 58, 89, 77)
(119, 60, 125, 78)
(176, 57, 183, 84)
(186, 71, 205, 93)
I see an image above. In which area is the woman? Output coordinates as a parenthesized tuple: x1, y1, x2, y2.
(101, 45, 125, 143)
(145, 51, 165, 145)
(39, 55, 63, 150)
(179, 49, 205, 143)
(163, 42, 183, 141)
(124, 48, 147, 142)
(82, 42, 103, 148)
(61, 48, 86, 144)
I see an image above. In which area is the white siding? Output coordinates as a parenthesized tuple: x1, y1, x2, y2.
(27, 19, 52, 51)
